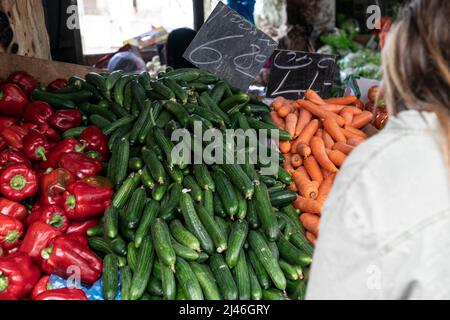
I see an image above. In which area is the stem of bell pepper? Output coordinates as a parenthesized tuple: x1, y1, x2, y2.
(5, 230, 19, 244)
(0, 273, 8, 292)
(40, 247, 53, 260)
(0, 91, 4, 101)
(10, 174, 27, 191)
(35, 146, 47, 161)
(85, 150, 100, 160)
(49, 214, 64, 229)
(66, 195, 76, 210)
(74, 141, 87, 153)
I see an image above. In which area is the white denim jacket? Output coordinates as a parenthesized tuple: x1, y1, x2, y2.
(306, 110, 450, 300)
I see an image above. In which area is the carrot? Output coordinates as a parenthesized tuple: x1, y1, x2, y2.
(344, 125, 368, 139)
(279, 141, 291, 154)
(293, 196, 322, 214)
(341, 127, 366, 141)
(318, 104, 347, 114)
(304, 156, 324, 184)
(314, 128, 323, 139)
(352, 111, 374, 129)
(285, 113, 298, 138)
(341, 111, 354, 126)
(277, 104, 293, 118)
(324, 96, 358, 105)
(291, 154, 303, 168)
(333, 142, 355, 155)
(328, 150, 347, 167)
(300, 213, 320, 235)
(294, 109, 312, 138)
(322, 131, 335, 149)
(323, 117, 346, 143)
(296, 142, 312, 159)
(297, 119, 319, 144)
(272, 96, 287, 111)
(292, 168, 318, 199)
(288, 181, 298, 193)
(271, 111, 285, 130)
(321, 168, 333, 179)
(347, 137, 364, 147)
(310, 136, 338, 173)
(354, 99, 364, 110)
(305, 231, 317, 245)
(305, 89, 326, 105)
(318, 174, 336, 200)
(341, 106, 363, 115)
(297, 99, 345, 127)
(312, 180, 320, 189)
(282, 153, 295, 173)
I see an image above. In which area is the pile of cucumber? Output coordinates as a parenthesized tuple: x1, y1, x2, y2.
(69, 68, 314, 300)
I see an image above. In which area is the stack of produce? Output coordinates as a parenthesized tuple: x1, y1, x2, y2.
(270, 90, 373, 244)
(0, 71, 112, 300)
(49, 68, 314, 300)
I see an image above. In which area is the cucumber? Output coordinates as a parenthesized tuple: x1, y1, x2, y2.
(107, 236, 127, 257)
(120, 266, 132, 300)
(138, 71, 152, 91)
(103, 116, 136, 136)
(88, 237, 114, 255)
(154, 127, 175, 167)
(210, 82, 227, 104)
(103, 254, 119, 300)
(112, 172, 140, 208)
(199, 91, 230, 124)
(169, 219, 201, 252)
(164, 69, 201, 82)
(160, 260, 176, 300)
(142, 147, 166, 184)
(152, 181, 169, 201)
(247, 260, 262, 300)
(183, 175, 203, 202)
(87, 225, 104, 237)
(131, 80, 147, 111)
(61, 127, 86, 138)
(213, 193, 227, 218)
(246, 199, 260, 229)
(277, 237, 312, 267)
(113, 75, 130, 107)
(119, 209, 136, 242)
(253, 182, 279, 241)
(86, 72, 107, 97)
(106, 70, 124, 97)
(104, 206, 119, 239)
(125, 187, 147, 229)
(196, 204, 227, 253)
(188, 82, 208, 91)
(135, 199, 160, 248)
(286, 279, 307, 300)
(202, 189, 214, 216)
(247, 118, 291, 141)
(258, 175, 278, 187)
(179, 192, 214, 254)
(249, 253, 271, 290)
(117, 256, 127, 268)
(193, 164, 215, 191)
(187, 104, 225, 127)
(147, 277, 163, 297)
(31, 90, 78, 109)
(153, 258, 163, 280)
(236, 191, 248, 220)
(171, 237, 201, 261)
(262, 289, 288, 300)
(152, 218, 177, 270)
(129, 157, 143, 171)
(113, 137, 130, 187)
(248, 231, 286, 290)
(141, 167, 156, 190)
(130, 236, 154, 300)
(160, 183, 182, 220)
(151, 81, 176, 101)
(190, 262, 222, 300)
(277, 167, 293, 185)
(219, 93, 250, 113)
(226, 221, 249, 269)
(215, 217, 231, 242)
(129, 101, 151, 145)
(289, 232, 314, 256)
(234, 250, 251, 300)
(210, 254, 238, 300)
(213, 171, 239, 219)
(164, 101, 189, 127)
(89, 114, 111, 130)
(163, 162, 184, 184)
(279, 260, 300, 281)
(155, 110, 172, 129)
(175, 257, 204, 300)
(164, 77, 188, 103)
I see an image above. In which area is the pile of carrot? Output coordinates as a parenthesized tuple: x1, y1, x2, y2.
(271, 90, 373, 245)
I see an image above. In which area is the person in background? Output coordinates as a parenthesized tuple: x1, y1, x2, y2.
(166, 28, 197, 70)
(228, 0, 256, 24)
(307, 0, 450, 300)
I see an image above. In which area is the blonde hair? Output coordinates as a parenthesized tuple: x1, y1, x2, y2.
(382, 0, 450, 168)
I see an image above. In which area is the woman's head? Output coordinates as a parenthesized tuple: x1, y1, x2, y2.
(383, 0, 450, 165)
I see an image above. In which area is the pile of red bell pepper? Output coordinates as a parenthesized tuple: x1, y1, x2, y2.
(0, 71, 112, 300)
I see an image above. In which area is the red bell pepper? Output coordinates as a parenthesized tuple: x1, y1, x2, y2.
(0, 252, 40, 299)
(0, 165, 38, 201)
(66, 219, 98, 236)
(34, 288, 88, 300)
(0, 117, 17, 132)
(0, 123, 37, 150)
(62, 181, 113, 221)
(40, 235, 102, 285)
(0, 138, 6, 153)
(80, 126, 109, 161)
(25, 205, 69, 233)
(37, 123, 60, 142)
(65, 233, 89, 247)
(0, 198, 27, 221)
(57, 152, 102, 180)
(23, 101, 54, 125)
(82, 176, 114, 190)
(0, 215, 23, 250)
(0, 247, 3, 257)
(47, 79, 68, 92)
(43, 138, 86, 169)
(0, 84, 29, 118)
(19, 222, 61, 262)
(30, 275, 51, 299)
(7, 71, 37, 96)
(49, 110, 82, 133)
(39, 168, 76, 206)
(0, 149, 31, 171)
(23, 129, 51, 162)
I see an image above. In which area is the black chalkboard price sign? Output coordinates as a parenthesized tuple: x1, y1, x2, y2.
(183, 2, 278, 91)
(266, 50, 339, 100)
